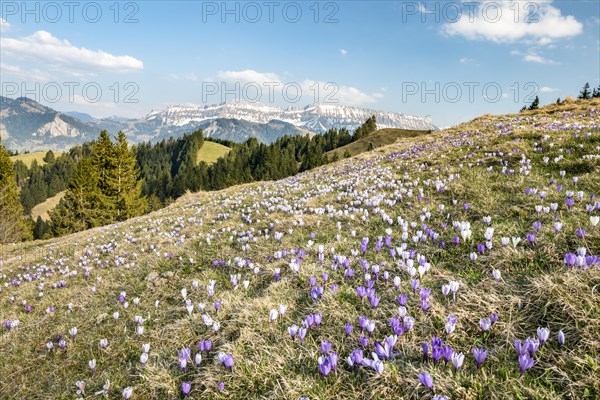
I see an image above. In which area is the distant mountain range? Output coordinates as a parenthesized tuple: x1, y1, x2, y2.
(0, 96, 437, 152)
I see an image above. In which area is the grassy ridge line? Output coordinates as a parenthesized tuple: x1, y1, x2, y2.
(326, 128, 430, 159)
(0, 99, 599, 399)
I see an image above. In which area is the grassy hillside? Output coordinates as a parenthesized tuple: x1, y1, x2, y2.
(9, 151, 60, 167)
(1, 100, 599, 399)
(197, 141, 231, 165)
(326, 128, 430, 159)
(30, 191, 66, 221)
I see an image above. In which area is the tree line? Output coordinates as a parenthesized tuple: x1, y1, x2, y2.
(0, 116, 378, 243)
(521, 82, 600, 111)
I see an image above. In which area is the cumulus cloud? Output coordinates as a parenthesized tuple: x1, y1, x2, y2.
(0, 31, 143, 72)
(340, 49, 348, 56)
(539, 86, 558, 93)
(212, 69, 382, 106)
(443, 0, 582, 45)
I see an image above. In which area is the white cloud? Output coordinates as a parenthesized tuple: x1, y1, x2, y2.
(443, 1, 582, 45)
(340, 49, 348, 56)
(212, 69, 381, 106)
(298, 80, 382, 106)
(0, 18, 9, 32)
(459, 57, 475, 64)
(523, 54, 551, 63)
(0, 62, 51, 82)
(511, 50, 555, 64)
(539, 86, 558, 93)
(216, 70, 281, 84)
(186, 73, 198, 81)
(0, 31, 143, 72)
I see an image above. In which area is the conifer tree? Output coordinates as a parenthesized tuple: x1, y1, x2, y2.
(33, 216, 50, 240)
(578, 83, 591, 99)
(528, 96, 540, 110)
(92, 130, 117, 213)
(50, 156, 107, 235)
(111, 131, 146, 220)
(0, 140, 30, 243)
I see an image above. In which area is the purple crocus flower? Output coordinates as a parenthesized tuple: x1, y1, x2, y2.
(479, 318, 491, 332)
(489, 313, 498, 325)
(218, 352, 234, 371)
(565, 198, 574, 209)
(576, 228, 586, 239)
(314, 313, 322, 328)
(288, 325, 299, 340)
(320, 340, 333, 354)
(537, 327, 550, 345)
(397, 294, 408, 306)
(442, 345, 454, 365)
(368, 294, 381, 309)
(477, 243, 485, 254)
(374, 335, 398, 360)
(298, 327, 307, 344)
(306, 314, 315, 328)
(181, 382, 191, 396)
(452, 351, 464, 370)
(219, 382, 224, 392)
(532, 221, 542, 232)
(518, 353, 535, 374)
(345, 323, 353, 337)
(359, 335, 368, 348)
(422, 342, 429, 361)
(473, 348, 487, 368)
(418, 371, 434, 392)
(318, 354, 337, 377)
(524, 338, 540, 355)
(526, 233, 535, 245)
(346, 348, 363, 369)
(411, 279, 420, 293)
(514, 339, 525, 355)
(432, 346, 444, 364)
(564, 253, 577, 268)
(558, 330, 565, 346)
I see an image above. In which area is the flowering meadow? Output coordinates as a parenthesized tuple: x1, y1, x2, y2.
(1, 100, 599, 399)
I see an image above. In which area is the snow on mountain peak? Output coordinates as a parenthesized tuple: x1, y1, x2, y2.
(145, 101, 436, 132)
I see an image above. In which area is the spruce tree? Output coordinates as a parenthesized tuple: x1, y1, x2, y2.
(0, 140, 30, 243)
(33, 216, 50, 240)
(111, 131, 146, 221)
(528, 96, 540, 110)
(578, 83, 591, 99)
(50, 156, 106, 235)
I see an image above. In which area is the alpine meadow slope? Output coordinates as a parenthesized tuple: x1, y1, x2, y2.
(0, 100, 599, 399)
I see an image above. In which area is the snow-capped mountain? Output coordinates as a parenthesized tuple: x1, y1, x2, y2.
(145, 100, 436, 133)
(1, 97, 437, 151)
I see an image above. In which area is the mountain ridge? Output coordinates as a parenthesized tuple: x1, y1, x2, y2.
(0, 96, 436, 151)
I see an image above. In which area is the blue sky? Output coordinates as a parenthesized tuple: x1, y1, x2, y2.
(1, 0, 599, 126)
